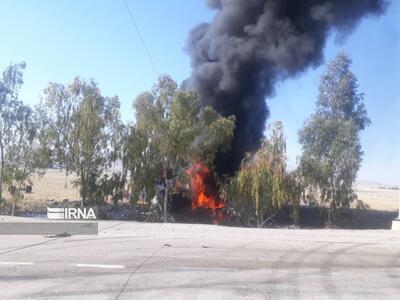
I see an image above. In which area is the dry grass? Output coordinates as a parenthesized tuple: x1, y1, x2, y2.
(355, 186, 398, 212)
(3, 169, 79, 211)
(3, 170, 399, 213)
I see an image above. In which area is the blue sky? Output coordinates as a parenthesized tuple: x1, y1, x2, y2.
(0, 0, 399, 185)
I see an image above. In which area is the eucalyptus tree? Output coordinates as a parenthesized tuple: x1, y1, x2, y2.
(37, 82, 76, 186)
(5, 110, 50, 215)
(0, 62, 50, 213)
(39, 78, 124, 205)
(0, 62, 29, 206)
(124, 75, 235, 205)
(298, 53, 370, 223)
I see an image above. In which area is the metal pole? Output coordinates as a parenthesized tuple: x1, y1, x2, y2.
(164, 179, 168, 223)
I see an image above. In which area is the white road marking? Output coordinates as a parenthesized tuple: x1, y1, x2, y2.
(175, 267, 234, 272)
(0, 261, 34, 266)
(75, 263, 125, 269)
(276, 270, 342, 276)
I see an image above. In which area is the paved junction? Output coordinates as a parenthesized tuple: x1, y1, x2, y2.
(0, 217, 399, 299)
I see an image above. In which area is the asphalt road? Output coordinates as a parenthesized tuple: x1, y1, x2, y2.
(0, 218, 399, 299)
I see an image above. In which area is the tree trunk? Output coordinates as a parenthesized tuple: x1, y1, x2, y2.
(130, 174, 135, 203)
(81, 190, 85, 208)
(80, 167, 85, 208)
(11, 182, 16, 216)
(256, 197, 260, 228)
(65, 169, 68, 189)
(327, 207, 331, 227)
(164, 179, 168, 223)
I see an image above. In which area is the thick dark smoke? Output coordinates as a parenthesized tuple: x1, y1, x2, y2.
(185, 0, 386, 174)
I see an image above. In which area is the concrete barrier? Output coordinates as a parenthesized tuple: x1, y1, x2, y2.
(392, 219, 400, 230)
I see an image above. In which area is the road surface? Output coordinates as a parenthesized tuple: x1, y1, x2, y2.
(0, 217, 399, 299)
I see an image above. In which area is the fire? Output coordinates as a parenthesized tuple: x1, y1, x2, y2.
(187, 162, 225, 212)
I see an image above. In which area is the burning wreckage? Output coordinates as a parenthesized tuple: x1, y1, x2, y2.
(139, 0, 387, 224)
(141, 163, 226, 224)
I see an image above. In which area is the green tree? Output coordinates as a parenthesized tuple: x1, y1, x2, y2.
(5, 111, 50, 215)
(124, 124, 163, 203)
(124, 75, 177, 203)
(298, 53, 370, 224)
(0, 62, 50, 214)
(37, 82, 77, 186)
(229, 122, 300, 227)
(124, 75, 235, 209)
(0, 62, 29, 207)
(39, 78, 124, 206)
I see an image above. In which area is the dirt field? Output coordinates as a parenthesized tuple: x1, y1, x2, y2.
(355, 186, 399, 212)
(3, 170, 399, 214)
(3, 169, 79, 212)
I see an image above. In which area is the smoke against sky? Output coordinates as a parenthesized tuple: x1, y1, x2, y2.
(0, 0, 397, 184)
(186, 0, 387, 174)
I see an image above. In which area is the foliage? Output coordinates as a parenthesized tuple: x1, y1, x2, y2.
(39, 78, 124, 205)
(124, 75, 235, 202)
(0, 62, 50, 213)
(227, 122, 300, 227)
(0, 62, 26, 205)
(94, 172, 127, 205)
(298, 53, 370, 223)
(37, 82, 76, 175)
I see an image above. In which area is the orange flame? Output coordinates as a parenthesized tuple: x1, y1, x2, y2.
(187, 163, 225, 212)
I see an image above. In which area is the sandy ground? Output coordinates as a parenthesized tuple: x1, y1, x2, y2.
(24, 169, 79, 202)
(3, 170, 399, 213)
(355, 186, 399, 212)
(3, 169, 79, 211)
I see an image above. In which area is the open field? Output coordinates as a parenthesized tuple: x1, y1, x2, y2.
(0, 217, 399, 299)
(5, 170, 398, 214)
(3, 170, 79, 212)
(355, 186, 398, 212)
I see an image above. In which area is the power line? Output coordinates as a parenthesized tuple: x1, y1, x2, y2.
(123, 0, 159, 77)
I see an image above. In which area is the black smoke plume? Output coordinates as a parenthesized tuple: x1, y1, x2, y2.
(185, 0, 386, 174)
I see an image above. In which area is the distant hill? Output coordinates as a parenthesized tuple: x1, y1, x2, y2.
(355, 181, 399, 190)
